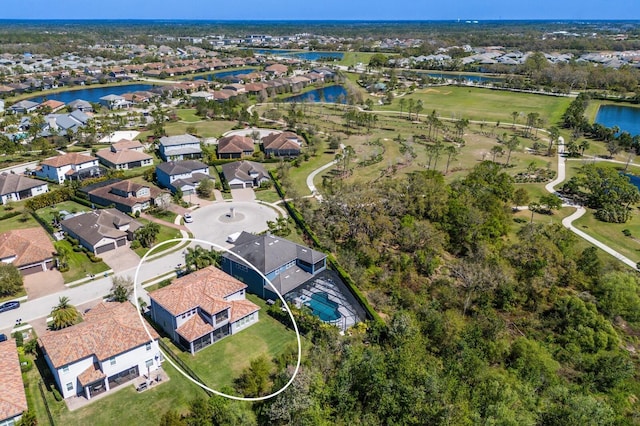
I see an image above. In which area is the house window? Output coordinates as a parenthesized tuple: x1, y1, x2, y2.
(146, 342, 151, 351)
(109, 357, 116, 366)
(62, 366, 69, 373)
(145, 359, 154, 368)
(66, 382, 73, 391)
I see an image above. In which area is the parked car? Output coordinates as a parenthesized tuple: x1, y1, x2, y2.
(0, 334, 7, 342)
(0, 301, 20, 313)
(183, 213, 193, 223)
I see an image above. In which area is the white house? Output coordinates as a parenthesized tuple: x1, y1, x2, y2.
(158, 134, 203, 161)
(38, 302, 162, 400)
(0, 173, 48, 205)
(35, 152, 101, 184)
(99, 94, 130, 110)
(155, 160, 211, 194)
(149, 266, 260, 354)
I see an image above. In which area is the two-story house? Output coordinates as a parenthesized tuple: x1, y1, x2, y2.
(38, 302, 162, 400)
(96, 139, 154, 170)
(221, 232, 327, 300)
(35, 152, 102, 184)
(99, 94, 130, 110)
(149, 266, 260, 354)
(216, 135, 255, 159)
(155, 160, 211, 195)
(0, 173, 48, 205)
(85, 179, 170, 214)
(158, 134, 203, 162)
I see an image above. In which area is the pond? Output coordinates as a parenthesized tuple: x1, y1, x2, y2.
(595, 104, 640, 136)
(253, 49, 343, 61)
(26, 84, 158, 104)
(194, 68, 257, 81)
(623, 173, 640, 190)
(415, 71, 504, 83)
(284, 85, 348, 103)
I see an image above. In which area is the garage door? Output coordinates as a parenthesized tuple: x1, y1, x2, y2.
(20, 263, 44, 275)
(116, 238, 127, 247)
(96, 243, 116, 254)
(230, 183, 245, 189)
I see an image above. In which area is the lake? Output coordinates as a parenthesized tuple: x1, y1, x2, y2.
(27, 84, 157, 104)
(253, 49, 343, 61)
(415, 71, 504, 83)
(595, 104, 640, 136)
(285, 85, 348, 103)
(195, 68, 257, 81)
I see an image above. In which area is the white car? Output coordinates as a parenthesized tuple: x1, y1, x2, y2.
(183, 213, 193, 223)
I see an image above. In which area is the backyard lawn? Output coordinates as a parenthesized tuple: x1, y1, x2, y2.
(54, 239, 109, 283)
(167, 295, 301, 390)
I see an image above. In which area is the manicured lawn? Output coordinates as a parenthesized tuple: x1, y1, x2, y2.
(136, 120, 236, 140)
(146, 209, 178, 224)
(133, 220, 184, 257)
(254, 189, 282, 203)
(176, 109, 202, 122)
(0, 212, 39, 233)
(55, 239, 109, 283)
(167, 295, 300, 390)
(37, 201, 91, 225)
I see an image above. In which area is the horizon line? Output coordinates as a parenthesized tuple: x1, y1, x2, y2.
(1, 18, 640, 22)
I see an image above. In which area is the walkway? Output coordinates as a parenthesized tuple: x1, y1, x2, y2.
(306, 160, 337, 198)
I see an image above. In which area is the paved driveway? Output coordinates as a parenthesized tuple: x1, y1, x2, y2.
(185, 201, 280, 249)
(100, 247, 141, 274)
(231, 188, 256, 201)
(23, 270, 65, 300)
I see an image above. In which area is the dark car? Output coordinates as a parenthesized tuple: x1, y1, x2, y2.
(0, 334, 7, 342)
(0, 301, 20, 313)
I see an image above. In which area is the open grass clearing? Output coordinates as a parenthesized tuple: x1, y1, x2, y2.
(136, 119, 236, 140)
(175, 109, 201, 122)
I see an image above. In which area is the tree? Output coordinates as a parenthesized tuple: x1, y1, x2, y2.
(184, 245, 220, 272)
(512, 188, 530, 210)
(504, 135, 520, 166)
(606, 140, 620, 158)
(490, 145, 504, 162)
(196, 178, 214, 198)
(50, 296, 79, 330)
(0, 263, 23, 297)
(235, 355, 272, 397)
(444, 145, 459, 174)
(538, 193, 562, 214)
(597, 271, 640, 322)
(135, 222, 160, 248)
(511, 111, 519, 128)
(548, 126, 560, 156)
(398, 98, 406, 116)
(109, 276, 133, 302)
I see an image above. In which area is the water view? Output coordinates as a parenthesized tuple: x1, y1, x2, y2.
(195, 68, 258, 81)
(595, 104, 640, 136)
(27, 83, 157, 104)
(416, 71, 504, 83)
(253, 49, 344, 61)
(285, 85, 348, 103)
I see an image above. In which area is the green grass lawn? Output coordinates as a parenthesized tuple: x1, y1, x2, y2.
(167, 295, 299, 390)
(55, 239, 109, 283)
(146, 209, 178, 224)
(136, 120, 236, 140)
(0, 212, 39, 233)
(133, 220, 183, 257)
(176, 109, 202, 122)
(254, 189, 282, 203)
(37, 201, 91, 225)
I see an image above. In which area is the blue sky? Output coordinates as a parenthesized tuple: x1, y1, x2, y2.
(2, 0, 639, 20)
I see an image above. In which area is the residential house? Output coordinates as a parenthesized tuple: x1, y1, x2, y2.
(38, 99, 66, 113)
(155, 160, 212, 195)
(0, 339, 28, 425)
(264, 63, 289, 76)
(99, 94, 130, 110)
(221, 232, 327, 300)
(96, 139, 153, 170)
(38, 302, 162, 400)
(35, 152, 101, 184)
(158, 134, 203, 162)
(261, 131, 304, 157)
(84, 179, 170, 214)
(0, 173, 48, 205)
(216, 135, 255, 159)
(60, 208, 142, 255)
(150, 266, 260, 354)
(8, 100, 39, 114)
(40, 110, 89, 137)
(221, 161, 269, 189)
(189, 91, 214, 102)
(0, 227, 56, 275)
(67, 99, 94, 113)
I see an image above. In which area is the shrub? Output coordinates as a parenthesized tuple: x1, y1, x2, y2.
(52, 389, 63, 402)
(88, 254, 102, 263)
(130, 240, 142, 250)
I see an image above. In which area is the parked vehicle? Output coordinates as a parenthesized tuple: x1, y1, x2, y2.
(0, 301, 20, 313)
(183, 213, 193, 223)
(0, 334, 7, 342)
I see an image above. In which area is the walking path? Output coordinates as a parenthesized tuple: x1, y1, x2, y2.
(306, 160, 337, 199)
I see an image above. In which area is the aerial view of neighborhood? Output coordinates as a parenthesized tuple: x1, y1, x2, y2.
(1, 6, 640, 425)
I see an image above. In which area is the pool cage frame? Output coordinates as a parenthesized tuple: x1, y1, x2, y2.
(285, 269, 367, 332)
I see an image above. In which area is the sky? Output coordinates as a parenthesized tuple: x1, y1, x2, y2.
(2, 0, 639, 21)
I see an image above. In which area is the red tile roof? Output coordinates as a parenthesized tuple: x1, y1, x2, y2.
(217, 135, 255, 155)
(176, 314, 214, 342)
(0, 339, 28, 421)
(230, 299, 260, 322)
(40, 152, 97, 168)
(0, 227, 55, 267)
(77, 364, 105, 386)
(38, 302, 159, 368)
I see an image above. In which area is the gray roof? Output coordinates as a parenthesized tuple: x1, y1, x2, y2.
(60, 208, 141, 246)
(159, 134, 200, 147)
(67, 99, 92, 109)
(99, 94, 125, 101)
(221, 160, 268, 183)
(226, 232, 326, 275)
(162, 146, 202, 156)
(11, 100, 39, 110)
(0, 173, 46, 195)
(156, 160, 209, 176)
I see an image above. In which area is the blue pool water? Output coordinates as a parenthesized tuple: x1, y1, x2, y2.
(27, 83, 157, 104)
(595, 104, 640, 137)
(285, 85, 348, 103)
(306, 292, 340, 322)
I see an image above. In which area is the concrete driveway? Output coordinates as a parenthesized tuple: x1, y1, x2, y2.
(222, 127, 281, 139)
(230, 188, 256, 201)
(100, 247, 141, 274)
(23, 270, 65, 300)
(185, 201, 280, 249)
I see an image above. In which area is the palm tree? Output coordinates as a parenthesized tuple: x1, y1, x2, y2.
(414, 100, 424, 121)
(185, 245, 220, 272)
(579, 139, 590, 156)
(50, 296, 79, 330)
(548, 126, 560, 156)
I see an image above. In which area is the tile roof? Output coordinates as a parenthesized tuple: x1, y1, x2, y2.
(221, 160, 268, 183)
(77, 364, 105, 386)
(88, 181, 157, 208)
(159, 134, 200, 147)
(176, 314, 214, 341)
(40, 152, 97, 168)
(38, 302, 159, 369)
(0, 173, 46, 196)
(0, 339, 28, 421)
(111, 139, 144, 151)
(150, 266, 247, 316)
(217, 135, 254, 154)
(96, 147, 152, 166)
(261, 131, 303, 152)
(0, 227, 55, 267)
(230, 299, 260, 322)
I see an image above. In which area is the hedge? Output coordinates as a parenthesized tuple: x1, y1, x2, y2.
(30, 211, 55, 235)
(24, 187, 74, 211)
(0, 211, 21, 221)
(269, 170, 381, 324)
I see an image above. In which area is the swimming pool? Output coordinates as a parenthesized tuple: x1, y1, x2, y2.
(305, 292, 341, 322)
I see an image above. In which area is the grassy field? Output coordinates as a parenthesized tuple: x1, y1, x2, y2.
(136, 119, 236, 140)
(37, 201, 91, 224)
(0, 211, 39, 233)
(167, 295, 299, 390)
(574, 208, 640, 265)
(175, 109, 202, 122)
(133, 220, 183, 257)
(254, 189, 282, 203)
